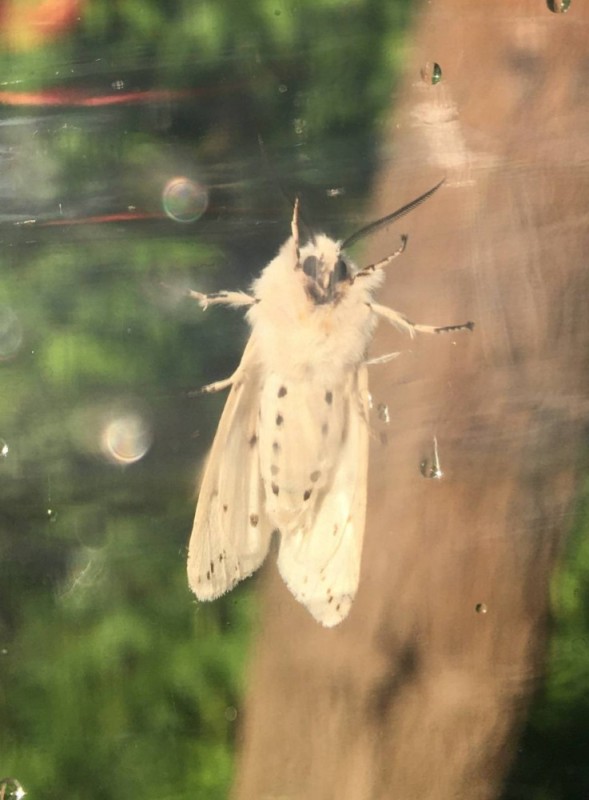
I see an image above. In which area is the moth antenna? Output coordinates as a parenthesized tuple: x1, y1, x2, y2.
(341, 179, 444, 250)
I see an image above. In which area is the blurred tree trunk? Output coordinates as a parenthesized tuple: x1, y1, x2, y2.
(233, 2, 589, 798)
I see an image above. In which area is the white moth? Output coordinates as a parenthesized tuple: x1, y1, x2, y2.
(186, 182, 473, 627)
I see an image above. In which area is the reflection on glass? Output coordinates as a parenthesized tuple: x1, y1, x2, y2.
(162, 177, 208, 223)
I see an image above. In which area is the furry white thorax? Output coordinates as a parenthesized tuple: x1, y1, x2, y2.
(247, 234, 384, 383)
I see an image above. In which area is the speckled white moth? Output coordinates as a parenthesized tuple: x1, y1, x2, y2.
(187, 182, 473, 626)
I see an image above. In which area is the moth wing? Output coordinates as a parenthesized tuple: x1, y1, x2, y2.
(277, 366, 370, 627)
(187, 338, 272, 600)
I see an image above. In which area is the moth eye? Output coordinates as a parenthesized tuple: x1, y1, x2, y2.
(334, 258, 349, 282)
(302, 255, 318, 278)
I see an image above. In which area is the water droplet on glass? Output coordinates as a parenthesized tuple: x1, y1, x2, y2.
(377, 403, 390, 424)
(420, 436, 443, 479)
(101, 412, 152, 465)
(0, 778, 26, 800)
(47, 508, 58, 523)
(111, 79, 125, 90)
(278, 84, 288, 93)
(421, 62, 442, 85)
(162, 177, 208, 223)
(0, 439, 8, 457)
(0, 306, 23, 360)
(224, 706, 238, 721)
(326, 187, 345, 197)
(475, 603, 488, 614)
(547, 0, 570, 12)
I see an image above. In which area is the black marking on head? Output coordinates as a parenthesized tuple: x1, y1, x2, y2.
(272, 441, 281, 454)
(336, 603, 341, 612)
(218, 553, 224, 562)
(278, 385, 287, 398)
(271, 482, 280, 496)
(325, 390, 333, 405)
(334, 258, 349, 283)
(276, 414, 284, 426)
(248, 434, 258, 448)
(302, 254, 318, 279)
(210, 560, 215, 575)
(271, 464, 279, 476)
(310, 470, 321, 482)
(206, 570, 211, 580)
(303, 489, 312, 501)
(250, 513, 259, 527)
(328, 595, 334, 604)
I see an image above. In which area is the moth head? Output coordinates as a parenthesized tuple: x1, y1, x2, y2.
(291, 180, 445, 306)
(298, 236, 351, 305)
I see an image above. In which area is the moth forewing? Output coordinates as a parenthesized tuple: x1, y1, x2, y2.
(187, 337, 273, 600)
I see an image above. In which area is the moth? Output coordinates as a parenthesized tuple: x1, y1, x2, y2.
(186, 181, 473, 627)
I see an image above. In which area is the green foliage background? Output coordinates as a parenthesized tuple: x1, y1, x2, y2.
(0, 0, 414, 798)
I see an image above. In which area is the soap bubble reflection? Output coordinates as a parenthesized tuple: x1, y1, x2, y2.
(162, 176, 208, 223)
(101, 411, 152, 465)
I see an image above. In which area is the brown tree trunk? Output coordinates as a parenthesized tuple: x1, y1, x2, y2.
(234, 2, 589, 798)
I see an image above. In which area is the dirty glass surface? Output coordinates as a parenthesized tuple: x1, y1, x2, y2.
(1, 1, 588, 799)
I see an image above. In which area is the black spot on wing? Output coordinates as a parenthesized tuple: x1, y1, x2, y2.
(271, 483, 280, 496)
(310, 470, 321, 482)
(325, 390, 333, 405)
(276, 414, 284, 426)
(248, 433, 258, 448)
(278, 386, 287, 398)
(303, 489, 312, 501)
(250, 513, 259, 527)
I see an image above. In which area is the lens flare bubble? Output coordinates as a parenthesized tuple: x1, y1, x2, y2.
(162, 177, 208, 223)
(0, 306, 23, 360)
(101, 412, 152, 465)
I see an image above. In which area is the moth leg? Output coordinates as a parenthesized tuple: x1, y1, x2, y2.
(199, 363, 247, 394)
(369, 302, 474, 339)
(187, 289, 257, 311)
(353, 235, 408, 280)
(200, 375, 237, 394)
(364, 351, 400, 366)
(291, 197, 301, 268)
